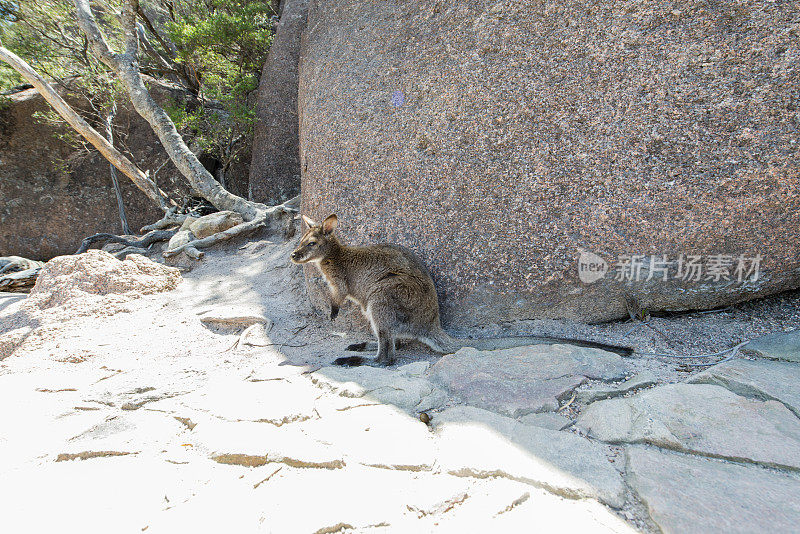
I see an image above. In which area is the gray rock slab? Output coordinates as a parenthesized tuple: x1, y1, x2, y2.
(690, 358, 800, 418)
(742, 330, 800, 362)
(191, 418, 345, 469)
(162, 376, 320, 426)
(434, 406, 625, 508)
(197, 305, 272, 328)
(575, 371, 658, 404)
(578, 383, 800, 470)
(518, 412, 574, 431)
(626, 446, 800, 534)
(311, 365, 448, 413)
(428, 344, 632, 417)
(299, 404, 437, 471)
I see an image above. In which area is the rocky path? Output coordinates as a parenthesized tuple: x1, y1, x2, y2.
(1, 236, 799, 533)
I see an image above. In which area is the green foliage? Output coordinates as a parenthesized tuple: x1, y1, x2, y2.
(0, 64, 23, 90)
(0, 0, 120, 92)
(163, 0, 274, 170)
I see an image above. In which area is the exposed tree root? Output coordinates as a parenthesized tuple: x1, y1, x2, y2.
(163, 197, 299, 259)
(0, 267, 41, 292)
(0, 256, 44, 275)
(75, 230, 177, 254)
(163, 216, 266, 259)
(140, 206, 188, 232)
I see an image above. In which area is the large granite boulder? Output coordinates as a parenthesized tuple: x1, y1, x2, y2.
(297, 0, 800, 324)
(249, 0, 307, 204)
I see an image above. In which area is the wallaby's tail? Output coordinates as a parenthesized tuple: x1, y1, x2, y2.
(419, 328, 464, 354)
(339, 329, 632, 362)
(462, 336, 632, 357)
(423, 328, 632, 357)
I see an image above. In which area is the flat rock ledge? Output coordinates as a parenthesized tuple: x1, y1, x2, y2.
(626, 446, 800, 534)
(428, 344, 632, 417)
(577, 383, 800, 470)
(741, 330, 800, 363)
(311, 362, 448, 413)
(689, 358, 800, 418)
(433, 406, 625, 508)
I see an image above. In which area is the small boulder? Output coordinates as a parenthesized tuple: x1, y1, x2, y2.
(167, 230, 194, 251)
(178, 216, 198, 232)
(189, 211, 244, 239)
(28, 250, 181, 309)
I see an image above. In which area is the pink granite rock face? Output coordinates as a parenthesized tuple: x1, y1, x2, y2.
(298, 0, 800, 325)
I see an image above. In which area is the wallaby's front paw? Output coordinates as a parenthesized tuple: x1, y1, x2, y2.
(330, 304, 340, 321)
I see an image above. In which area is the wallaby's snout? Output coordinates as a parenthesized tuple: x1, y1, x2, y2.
(290, 214, 339, 264)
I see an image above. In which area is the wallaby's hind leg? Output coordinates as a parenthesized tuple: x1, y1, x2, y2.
(346, 340, 405, 352)
(335, 333, 396, 367)
(346, 341, 371, 352)
(375, 330, 396, 366)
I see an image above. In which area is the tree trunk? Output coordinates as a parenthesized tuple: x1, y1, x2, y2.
(74, 0, 268, 221)
(101, 103, 132, 234)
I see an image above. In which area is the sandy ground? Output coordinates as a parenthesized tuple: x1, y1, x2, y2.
(1, 227, 799, 533)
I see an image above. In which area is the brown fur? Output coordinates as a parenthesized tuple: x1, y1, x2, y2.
(291, 213, 632, 366)
(291, 214, 457, 366)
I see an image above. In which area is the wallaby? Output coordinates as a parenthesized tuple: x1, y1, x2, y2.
(290, 213, 631, 367)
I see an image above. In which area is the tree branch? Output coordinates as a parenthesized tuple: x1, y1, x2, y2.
(74, 0, 267, 221)
(75, 229, 176, 254)
(101, 102, 132, 234)
(72, 0, 119, 69)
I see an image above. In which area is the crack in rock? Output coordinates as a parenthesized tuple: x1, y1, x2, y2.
(407, 492, 469, 517)
(362, 461, 433, 472)
(445, 467, 589, 502)
(494, 492, 531, 516)
(174, 416, 197, 430)
(253, 466, 283, 489)
(55, 451, 134, 462)
(211, 453, 344, 470)
(313, 523, 355, 534)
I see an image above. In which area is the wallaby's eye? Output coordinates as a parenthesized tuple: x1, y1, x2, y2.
(307, 241, 316, 247)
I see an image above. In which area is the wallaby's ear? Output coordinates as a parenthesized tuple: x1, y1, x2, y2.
(301, 214, 317, 228)
(321, 214, 338, 235)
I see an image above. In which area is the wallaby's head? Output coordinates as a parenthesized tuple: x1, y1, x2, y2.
(290, 214, 339, 264)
